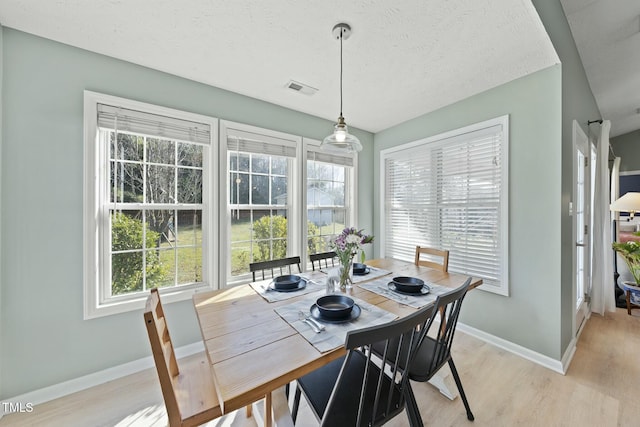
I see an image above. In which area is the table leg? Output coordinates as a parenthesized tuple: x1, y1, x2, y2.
(429, 310, 458, 400)
(428, 370, 458, 400)
(252, 387, 294, 427)
(265, 392, 273, 427)
(246, 404, 253, 418)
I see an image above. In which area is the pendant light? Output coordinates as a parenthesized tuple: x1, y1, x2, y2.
(321, 23, 363, 153)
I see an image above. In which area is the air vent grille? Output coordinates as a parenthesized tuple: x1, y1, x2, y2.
(288, 82, 303, 91)
(285, 80, 318, 96)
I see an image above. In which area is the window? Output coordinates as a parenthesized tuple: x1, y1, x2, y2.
(84, 91, 217, 318)
(306, 140, 356, 257)
(221, 122, 301, 283)
(220, 127, 358, 284)
(381, 116, 509, 295)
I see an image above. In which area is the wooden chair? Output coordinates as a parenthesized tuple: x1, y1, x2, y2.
(143, 288, 222, 427)
(309, 251, 337, 271)
(414, 245, 449, 272)
(291, 303, 438, 426)
(249, 256, 302, 281)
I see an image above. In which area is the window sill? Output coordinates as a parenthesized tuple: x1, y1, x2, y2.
(83, 283, 214, 320)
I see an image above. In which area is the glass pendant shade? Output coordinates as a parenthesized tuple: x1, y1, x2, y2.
(321, 115, 362, 153)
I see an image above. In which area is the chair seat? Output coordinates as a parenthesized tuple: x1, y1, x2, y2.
(174, 354, 222, 426)
(297, 351, 404, 427)
(408, 336, 449, 382)
(371, 334, 449, 381)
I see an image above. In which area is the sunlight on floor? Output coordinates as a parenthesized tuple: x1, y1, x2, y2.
(113, 404, 165, 427)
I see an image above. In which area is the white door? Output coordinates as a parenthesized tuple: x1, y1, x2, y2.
(573, 121, 592, 333)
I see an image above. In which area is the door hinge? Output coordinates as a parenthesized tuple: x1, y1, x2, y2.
(585, 157, 588, 168)
(585, 294, 591, 304)
(584, 224, 588, 235)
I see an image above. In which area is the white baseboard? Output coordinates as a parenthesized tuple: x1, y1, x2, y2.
(0, 341, 204, 417)
(456, 322, 568, 374)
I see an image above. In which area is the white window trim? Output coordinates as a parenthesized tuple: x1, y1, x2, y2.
(83, 91, 218, 319)
(379, 115, 509, 296)
(220, 120, 302, 286)
(302, 138, 358, 267)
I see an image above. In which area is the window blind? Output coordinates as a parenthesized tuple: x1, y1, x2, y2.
(306, 145, 355, 167)
(97, 103, 211, 145)
(383, 119, 507, 292)
(227, 129, 297, 158)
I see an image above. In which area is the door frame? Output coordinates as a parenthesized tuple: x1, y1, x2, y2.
(573, 120, 592, 336)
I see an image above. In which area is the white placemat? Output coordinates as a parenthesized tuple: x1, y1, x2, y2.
(320, 265, 393, 284)
(351, 266, 393, 284)
(358, 276, 451, 309)
(275, 295, 398, 353)
(249, 271, 327, 303)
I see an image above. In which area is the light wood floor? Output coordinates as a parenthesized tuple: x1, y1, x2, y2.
(2, 308, 639, 427)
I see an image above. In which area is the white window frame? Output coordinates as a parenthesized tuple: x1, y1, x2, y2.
(220, 120, 302, 285)
(380, 116, 509, 296)
(83, 91, 218, 319)
(302, 138, 358, 266)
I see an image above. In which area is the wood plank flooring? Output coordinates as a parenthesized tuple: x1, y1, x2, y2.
(2, 308, 639, 426)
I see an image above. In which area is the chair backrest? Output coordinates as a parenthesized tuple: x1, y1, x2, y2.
(324, 304, 438, 427)
(309, 251, 337, 271)
(144, 288, 182, 425)
(419, 277, 472, 375)
(414, 245, 449, 272)
(144, 288, 221, 427)
(249, 256, 302, 281)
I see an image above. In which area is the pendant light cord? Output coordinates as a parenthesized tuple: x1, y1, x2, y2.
(340, 30, 343, 117)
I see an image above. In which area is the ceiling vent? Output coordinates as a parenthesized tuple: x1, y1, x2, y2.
(286, 80, 318, 96)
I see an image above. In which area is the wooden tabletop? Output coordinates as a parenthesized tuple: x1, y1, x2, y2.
(192, 257, 482, 415)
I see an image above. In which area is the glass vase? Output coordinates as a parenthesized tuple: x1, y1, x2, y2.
(338, 257, 354, 292)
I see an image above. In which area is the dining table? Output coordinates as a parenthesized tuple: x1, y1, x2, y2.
(192, 257, 482, 427)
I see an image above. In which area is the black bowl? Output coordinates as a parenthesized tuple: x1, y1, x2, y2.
(315, 295, 355, 319)
(392, 276, 425, 293)
(353, 262, 367, 274)
(273, 274, 302, 290)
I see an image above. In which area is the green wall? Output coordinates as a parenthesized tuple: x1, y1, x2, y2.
(0, 28, 373, 398)
(0, 24, 4, 396)
(532, 0, 602, 353)
(374, 65, 563, 358)
(611, 129, 640, 172)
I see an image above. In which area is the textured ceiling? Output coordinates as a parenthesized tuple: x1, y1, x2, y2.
(562, 0, 640, 137)
(0, 0, 559, 133)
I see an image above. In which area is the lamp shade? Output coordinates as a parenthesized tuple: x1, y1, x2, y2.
(610, 192, 640, 213)
(321, 116, 362, 153)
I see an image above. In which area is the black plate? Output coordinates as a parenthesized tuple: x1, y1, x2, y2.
(387, 282, 430, 296)
(273, 274, 302, 290)
(353, 267, 370, 276)
(310, 303, 361, 324)
(268, 278, 307, 293)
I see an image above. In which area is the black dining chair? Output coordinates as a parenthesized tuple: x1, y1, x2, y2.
(309, 251, 337, 271)
(291, 303, 438, 426)
(249, 256, 302, 282)
(377, 278, 474, 424)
